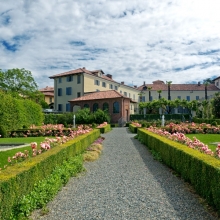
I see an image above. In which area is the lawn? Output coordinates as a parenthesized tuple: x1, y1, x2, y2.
(0, 137, 50, 169)
(186, 134, 220, 152)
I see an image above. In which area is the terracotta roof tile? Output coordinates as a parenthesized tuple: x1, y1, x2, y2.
(39, 86, 54, 92)
(69, 90, 136, 102)
(138, 83, 220, 91)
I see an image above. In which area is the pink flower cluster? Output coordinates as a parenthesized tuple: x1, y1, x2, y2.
(8, 150, 29, 165)
(147, 126, 216, 157)
(131, 122, 142, 127)
(97, 122, 108, 128)
(164, 122, 220, 134)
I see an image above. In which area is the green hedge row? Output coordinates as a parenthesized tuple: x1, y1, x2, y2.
(137, 128, 220, 214)
(193, 118, 220, 125)
(129, 124, 138, 133)
(0, 129, 100, 220)
(130, 114, 190, 121)
(97, 124, 111, 134)
(0, 91, 44, 131)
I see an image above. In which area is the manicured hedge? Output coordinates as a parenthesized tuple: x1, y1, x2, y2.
(137, 128, 220, 214)
(97, 124, 111, 134)
(193, 118, 220, 125)
(129, 124, 138, 133)
(0, 129, 100, 220)
(130, 114, 190, 121)
(0, 91, 44, 131)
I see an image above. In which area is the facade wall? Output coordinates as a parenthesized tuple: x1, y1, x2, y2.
(70, 97, 131, 123)
(54, 74, 83, 111)
(84, 74, 140, 102)
(44, 95, 54, 104)
(141, 90, 218, 102)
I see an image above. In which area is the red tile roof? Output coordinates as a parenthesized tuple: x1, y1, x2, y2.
(41, 92, 54, 97)
(69, 90, 137, 102)
(49, 67, 116, 82)
(138, 81, 220, 91)
(39, 86, 54, 92)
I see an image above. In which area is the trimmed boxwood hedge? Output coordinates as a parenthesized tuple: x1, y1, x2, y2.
(97, 124, 111, 134)
(0, 129, 100, 220)
(137, 128, 220, 214)
(129, 124, 138, 133)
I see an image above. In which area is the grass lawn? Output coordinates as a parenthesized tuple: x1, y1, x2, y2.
(0, 137, 50, 169)
(186, 134, 220, 152)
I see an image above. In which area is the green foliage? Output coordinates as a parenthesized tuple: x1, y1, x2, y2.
(0, 125, 7, 138)
(0, 68, 38, 98)
(93, 109, 110, 124)
(0, 129, 100, 220)
(137, 128, 220, 213)
(12, 155, 83, 218)
(75, 108, 92, 124)
(0, 91, 44, 131)
(212, 95, 220, 119)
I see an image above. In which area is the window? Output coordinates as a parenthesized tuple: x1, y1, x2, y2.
(66, 75, 73, 82)
(196, 96, 199, 100)
(84, 104, 89, 109)
(94, 79, 100, 86)
(103, 102, 109, 111)
(129, 93, 130, 98)
(58, 88, 62, 96)
(58, 104, 63, 111)
(49, 97, 52, 103)
(66, 103, 70, 112)
(150, 96, 153, 101)
(102, 82, 106, 87)
(133, 94, 135, 100)
(142, 96, 145, 102)
(124, 92, 127, 96)
(96, 89, 100, 92)
(113, 102, 119, 113)
(216, 82, 219, 86)
(130, 104, 132, 110)
(115, 85, 118, 90)
(77, 92, 81, 98)
(58, 78, 62, 83)
(120, 90, 122, 94)
(177, 96, 181, 100)
(109, 84, 113, 89)
(66, 87, 72, 95)
(186, 96, 190, 101)
(93, 103, 99, 112)
(77, 75, 81, 84)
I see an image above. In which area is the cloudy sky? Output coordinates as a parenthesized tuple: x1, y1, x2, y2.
(1, 0, 220, 89)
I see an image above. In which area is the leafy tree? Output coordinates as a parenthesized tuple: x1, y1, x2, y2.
(0, 68, 38, 97)
(157, 90, 162, 99)
(203, 78, 214, 84)
(212, 94, 220, 118)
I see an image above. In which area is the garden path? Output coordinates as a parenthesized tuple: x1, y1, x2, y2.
(32, 127, 218, 220)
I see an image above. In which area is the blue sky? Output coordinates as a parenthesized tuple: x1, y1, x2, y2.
(0, 0, 220, 89)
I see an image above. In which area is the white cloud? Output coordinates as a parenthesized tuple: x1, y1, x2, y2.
(0, 0, 220, 89)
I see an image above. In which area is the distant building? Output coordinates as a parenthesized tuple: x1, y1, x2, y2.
(138, 80, 220, 102)
(39, 86, 54, 109)
(49, 67, 140, 113)
(69, 90, 137, 123)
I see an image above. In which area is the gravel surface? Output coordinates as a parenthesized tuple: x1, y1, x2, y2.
(31, 127, 218, 220)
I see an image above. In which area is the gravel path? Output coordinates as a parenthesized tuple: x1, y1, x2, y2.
(32, 127, 218, 220)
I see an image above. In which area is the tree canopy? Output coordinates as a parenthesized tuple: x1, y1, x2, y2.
(0, 68, 38, 97)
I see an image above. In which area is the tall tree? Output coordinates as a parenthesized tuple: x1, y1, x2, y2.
(148, 87, 152, 102)
(0, 68, 38, 98)
(157, 90, 162, 99)
(203, 81, 209, 100)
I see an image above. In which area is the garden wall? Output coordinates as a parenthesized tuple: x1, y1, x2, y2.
(137, 128, 220, 214)
(0, 129, 100, 220)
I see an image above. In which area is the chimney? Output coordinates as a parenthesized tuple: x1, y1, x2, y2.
(198, 82, 201, 86)
(82, 67, 85, 69)
(121, 81, 124, 85)
(134, 85, 137, 88)
(106, 74, 112, 79)
(143, 81, 145, 85)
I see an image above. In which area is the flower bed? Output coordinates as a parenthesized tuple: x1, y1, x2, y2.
(146, 122, 220, 158)
(0, 129, 100, 220)
(137, 128, 220, 214)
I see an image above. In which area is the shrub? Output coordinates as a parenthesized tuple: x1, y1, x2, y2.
(0, 125, 7, 138)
